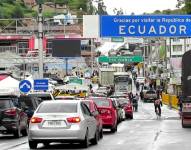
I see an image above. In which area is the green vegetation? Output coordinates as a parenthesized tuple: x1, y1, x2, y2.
(0, 1, 36, 19)
(0, 0, 91, 19)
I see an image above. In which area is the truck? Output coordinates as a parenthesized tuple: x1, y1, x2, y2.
(99, 68, 116, 87)
(181, 50, 191, 128)
(113, 72, 132, 92)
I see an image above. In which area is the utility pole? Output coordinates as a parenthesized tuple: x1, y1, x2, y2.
(37, 0, 44, 79)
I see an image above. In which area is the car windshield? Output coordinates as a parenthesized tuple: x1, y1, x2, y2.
(0, 100, 11, 109)
(29, 94, 52, 101)
(117, 98, 129, 105)
(146, 91, 156, 94)
(91, 98, 110, 107)
(37, 103, 77, 113)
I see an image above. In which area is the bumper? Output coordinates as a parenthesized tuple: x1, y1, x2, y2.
(28, 127, 86, 141)
(0, 121, 18, 133)
(101, 116, 115, 128)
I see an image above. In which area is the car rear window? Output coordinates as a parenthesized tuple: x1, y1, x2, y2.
(29, 94, 52, 101)
(117, 98, 128, 105)
(91, 98, 110, 107)
(37, 103, 77, 113)
(0, 100, 11, 109)
(146, 91, 156, 94)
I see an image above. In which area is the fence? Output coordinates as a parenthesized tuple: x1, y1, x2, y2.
(0, 18, 83, 36)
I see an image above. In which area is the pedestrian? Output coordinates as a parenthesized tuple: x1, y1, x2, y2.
(132, 93, 139, 112)
(136, 82, 140, 91)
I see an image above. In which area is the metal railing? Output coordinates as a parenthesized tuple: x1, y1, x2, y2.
(0, 18, 83, 36)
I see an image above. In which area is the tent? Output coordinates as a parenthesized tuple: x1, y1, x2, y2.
(0, 76, 20, 95)
(55, 83, 89, 91)
(0, 76, 19, 89)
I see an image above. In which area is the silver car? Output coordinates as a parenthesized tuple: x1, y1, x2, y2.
(28, 100, 98, 149)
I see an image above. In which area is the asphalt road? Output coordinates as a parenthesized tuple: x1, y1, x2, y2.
(1, 101, 191, 150)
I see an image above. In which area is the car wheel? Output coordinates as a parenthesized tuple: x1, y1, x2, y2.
(182, 118, 187, 128)
(21, 127, 28, 136)
(13, 125, 21, 138)
(43, 142, 50, 147)
(99, 128, 103, 139)
(91, 129, 98, 145)
(111, 123, 117, 133)
(81, 129, 89, 148)
(29, 141, 38, 149)
(130, 115, 133, 119)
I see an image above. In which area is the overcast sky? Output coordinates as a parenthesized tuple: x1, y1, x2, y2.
(102, 0, 178, 15)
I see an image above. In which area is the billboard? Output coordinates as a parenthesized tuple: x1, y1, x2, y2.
(52, 39, 81, 57)
(100, 15, 191, 37)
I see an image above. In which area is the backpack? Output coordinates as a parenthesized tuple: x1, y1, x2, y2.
(155, 99, 161, 105)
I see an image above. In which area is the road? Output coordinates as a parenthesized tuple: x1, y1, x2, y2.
(1, 101, 191, 150)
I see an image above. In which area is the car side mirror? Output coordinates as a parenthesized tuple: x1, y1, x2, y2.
(92, 110, 99, 116)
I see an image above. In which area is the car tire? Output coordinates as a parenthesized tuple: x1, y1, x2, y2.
(182, 118, 187, 128)
(91, 130, 98, 145)
(81, 129, 89, 148)
(21, 127, 28, 136)
(130, 115, 133, 119)
(29, 141, 38, 149)
(111, 123, 117, 133)
(43, 142, 50, 147)
(13, 125, 21, 138)
(99, 128, 103, 139)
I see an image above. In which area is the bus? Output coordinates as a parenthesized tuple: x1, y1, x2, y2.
(114, 72, 132, 92)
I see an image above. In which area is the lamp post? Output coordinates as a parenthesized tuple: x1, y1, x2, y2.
(36, 0, 44, 79)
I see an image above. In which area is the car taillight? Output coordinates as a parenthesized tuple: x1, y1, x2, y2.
(30, 117, 43, 123)
(4, 109, 17, 116)
(100, 109, 111, 115)
(67, 117, 81, 123)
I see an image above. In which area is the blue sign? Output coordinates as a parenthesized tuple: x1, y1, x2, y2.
(100, 15, 191, 37)
(34, 79, 48, 91)
(19, 80, 32, 94)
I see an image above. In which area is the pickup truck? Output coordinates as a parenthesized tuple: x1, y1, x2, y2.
(143, 90, 157, 102)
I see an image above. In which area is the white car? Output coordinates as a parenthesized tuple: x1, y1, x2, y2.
(28, 100, 98, 149)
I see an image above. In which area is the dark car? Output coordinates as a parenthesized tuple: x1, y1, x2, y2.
(0, 95, 28, 138)
(19, 95, 41, 123)
(83, 100, 103, 139)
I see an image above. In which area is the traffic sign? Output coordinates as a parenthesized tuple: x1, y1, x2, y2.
(111, 37, 124, 42)
(100, 15, 191, 37)
(69, 77, 83, 85)
(98, 56, 143, 63)
(19, 80, 32, 94)
(34, 79, 48, 91)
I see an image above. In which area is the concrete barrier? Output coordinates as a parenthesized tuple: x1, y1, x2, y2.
(162, 92, 169, 105)
(162, 92, 178, 110)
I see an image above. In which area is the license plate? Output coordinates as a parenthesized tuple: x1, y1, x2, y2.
(43, 120, 66, 128)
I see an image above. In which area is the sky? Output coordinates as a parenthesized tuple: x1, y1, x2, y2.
(102, 0, 178, 15)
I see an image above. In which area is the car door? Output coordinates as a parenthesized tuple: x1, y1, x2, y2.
(81, 103, 96, 139)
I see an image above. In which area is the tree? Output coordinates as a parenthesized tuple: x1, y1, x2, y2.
(12, 5, 24, 18)
(177, 0, 191, 14)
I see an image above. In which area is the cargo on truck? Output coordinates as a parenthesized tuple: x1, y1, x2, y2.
(99, 68, 115, 87)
